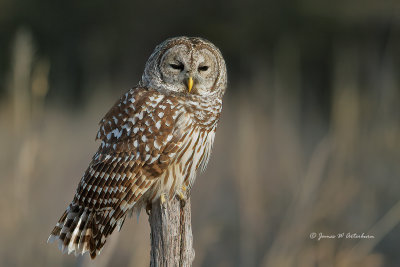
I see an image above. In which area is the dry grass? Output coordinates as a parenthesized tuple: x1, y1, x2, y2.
(0, 29, 399, 267)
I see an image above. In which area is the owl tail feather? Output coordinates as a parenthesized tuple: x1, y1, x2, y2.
(48, 203, 104, 259)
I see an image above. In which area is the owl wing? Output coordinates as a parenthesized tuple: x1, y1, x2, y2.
(80, 86, 184, 209)
(49, 87, 188, 258)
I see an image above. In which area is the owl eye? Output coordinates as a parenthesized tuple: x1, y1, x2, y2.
(198, 65, 209, 72)
(169, 63, 184, 71)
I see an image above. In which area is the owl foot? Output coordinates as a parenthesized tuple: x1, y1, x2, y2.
(160, 193, 167, 208)
(178, 192, 186, 207)
(176, 185, 187, 207)
(146, 202, 152, 215)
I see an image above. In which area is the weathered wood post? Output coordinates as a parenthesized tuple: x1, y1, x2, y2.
(149, 197, 195, 266)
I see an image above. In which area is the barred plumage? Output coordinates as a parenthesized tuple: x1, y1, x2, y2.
(48, 36, 227, 258)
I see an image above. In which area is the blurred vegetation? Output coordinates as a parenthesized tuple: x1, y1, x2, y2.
(1, 0, 400, 266)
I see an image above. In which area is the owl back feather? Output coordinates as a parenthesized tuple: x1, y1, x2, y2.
(48, 204, 95, 257)
(48, 203, 126, 258)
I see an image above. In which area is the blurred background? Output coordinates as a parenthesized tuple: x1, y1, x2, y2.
(1, 0, 400, 266)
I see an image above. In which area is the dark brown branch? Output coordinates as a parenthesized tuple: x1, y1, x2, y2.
(149, 197, 195, 267)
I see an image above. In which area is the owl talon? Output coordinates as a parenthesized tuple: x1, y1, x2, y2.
(160, 194, 167, 207)
(177, 191, 187, 207)
(146, 202, 152, 215)
(180, 198, 186, 207)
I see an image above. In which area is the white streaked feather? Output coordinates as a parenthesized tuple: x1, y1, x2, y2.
(47, 235, 56, 243)
(68, 216, 84, 254)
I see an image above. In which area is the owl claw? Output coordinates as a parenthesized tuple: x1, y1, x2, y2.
(146, 202, 152, 215)
(160, 194, 167, 207)
(177, 185, 187, 207)
(178, 192, 186, 207)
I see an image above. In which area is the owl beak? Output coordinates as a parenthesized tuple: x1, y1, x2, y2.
(187, 77, 194, 93)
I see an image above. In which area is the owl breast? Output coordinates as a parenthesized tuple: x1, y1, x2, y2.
(147, 96, 219, 202)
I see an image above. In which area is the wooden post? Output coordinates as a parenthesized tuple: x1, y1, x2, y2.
(149, 197, 195, 267)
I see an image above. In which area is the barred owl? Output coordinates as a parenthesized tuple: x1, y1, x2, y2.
(48, 36, 227, 258)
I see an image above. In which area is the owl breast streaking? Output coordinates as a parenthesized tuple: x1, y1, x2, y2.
(48, 36, 227, 259)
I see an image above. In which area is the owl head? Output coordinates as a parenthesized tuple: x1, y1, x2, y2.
(140, 37, 227, 98)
